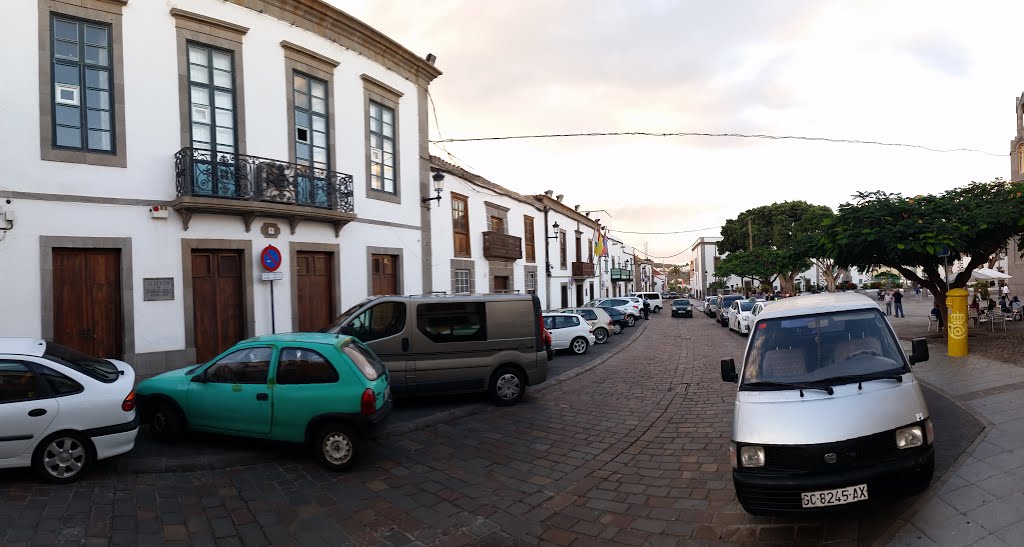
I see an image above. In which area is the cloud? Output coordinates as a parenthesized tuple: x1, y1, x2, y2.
(902, 36, 970, 77)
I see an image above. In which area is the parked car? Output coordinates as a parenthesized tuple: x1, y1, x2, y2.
(598, 306, 628, 334)
(0, 338, 138, 483)
(542, 313, 596, 355)
(728, 299, 759, 334)
(325, 294, 547, 405)
(628, 292, 664, 313)
(553, 307, 614, 344)
(716, 294, 746, 327)
(587, 298, 641, 327)
(705, 296, 719, 317)
(671, 299, 693, 318)
(721, 293, 934, 515)
(137, 334, 391, 471)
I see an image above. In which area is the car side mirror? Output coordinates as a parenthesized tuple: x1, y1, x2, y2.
(190, 372, 207, 383)
(721, 358, 738, 383)
(910, 337, 929, 365)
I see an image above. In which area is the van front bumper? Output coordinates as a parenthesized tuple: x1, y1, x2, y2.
(733, 446, 934, 514)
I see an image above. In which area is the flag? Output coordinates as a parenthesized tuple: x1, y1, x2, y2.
(593, 227, 606, 258)
(601, 229, 608, 257)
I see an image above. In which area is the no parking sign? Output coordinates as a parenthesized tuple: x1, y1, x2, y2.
(260, 245, 282, 333)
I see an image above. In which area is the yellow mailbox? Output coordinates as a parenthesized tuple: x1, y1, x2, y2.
(946, 288, 968, 357)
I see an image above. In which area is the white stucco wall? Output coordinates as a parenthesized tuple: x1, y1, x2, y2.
(0, 0, 432, 369)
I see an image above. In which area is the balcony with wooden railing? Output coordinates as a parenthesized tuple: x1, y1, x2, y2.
(571, 261, 596, 278)
(482, 231, 523, 261)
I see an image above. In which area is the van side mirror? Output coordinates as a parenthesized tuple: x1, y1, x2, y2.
(721, 358, 738, 383)
(910, 337, 929, 364)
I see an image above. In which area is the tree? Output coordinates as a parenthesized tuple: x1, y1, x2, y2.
(716, 248, 779, 287)
(793, 206, 840, 291)
(720, 201, 830, 293)
(823, 179, 1024, 318)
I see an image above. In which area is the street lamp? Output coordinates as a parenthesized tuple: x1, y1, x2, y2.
(422, 170, 445, 206)
(546, 221, 560, 239)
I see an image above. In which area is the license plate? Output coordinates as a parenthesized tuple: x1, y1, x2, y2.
(800, 484, 868, 508)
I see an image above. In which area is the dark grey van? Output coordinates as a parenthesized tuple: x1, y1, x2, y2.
(325, 294, 548, 405)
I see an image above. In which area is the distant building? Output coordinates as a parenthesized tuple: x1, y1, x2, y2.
(1007, 92, 1024, 295)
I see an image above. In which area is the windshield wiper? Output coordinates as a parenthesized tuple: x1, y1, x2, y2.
(744, 381, 834, 397)
(822, 372, 904, 390)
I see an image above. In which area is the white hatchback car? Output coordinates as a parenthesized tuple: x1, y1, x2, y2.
(588, 298, 642, 327)
(553, 308, 615, 344)
(542, 313, 597, 355)
(729, 299, 766, 335)
(0, 339, 138, 483)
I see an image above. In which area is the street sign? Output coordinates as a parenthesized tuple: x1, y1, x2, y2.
(261, 245, 282, 272)
(936, 246, 950, 257)
(261, 272, 283, 281)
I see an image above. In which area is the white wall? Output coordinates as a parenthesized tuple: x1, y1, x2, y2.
(428, 173, 544, 300)
(0, 0, 432, 364)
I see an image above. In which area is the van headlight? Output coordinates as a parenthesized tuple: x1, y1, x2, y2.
(739, 446, 765, 467)
(896, 426, 924, 449)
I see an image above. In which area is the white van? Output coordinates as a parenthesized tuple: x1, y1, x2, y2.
(720, 293, 934, 515)
(628, 292, 663, 313)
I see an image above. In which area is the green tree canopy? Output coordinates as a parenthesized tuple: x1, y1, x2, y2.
(719, 201, 833, 292)
(824, 179, 1024, 306)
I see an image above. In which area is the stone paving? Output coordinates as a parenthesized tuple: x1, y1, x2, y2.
(0, 304, 986, 546)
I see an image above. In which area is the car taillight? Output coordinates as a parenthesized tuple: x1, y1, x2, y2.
(361, 388, 377, 415)
(589, 328, 594, 333)
(121, 391, 136, 412)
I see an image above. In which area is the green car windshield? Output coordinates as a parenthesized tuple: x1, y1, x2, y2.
(741, 309, 909, 389)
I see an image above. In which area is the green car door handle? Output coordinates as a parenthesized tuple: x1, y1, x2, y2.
(256, 393, 268, 401)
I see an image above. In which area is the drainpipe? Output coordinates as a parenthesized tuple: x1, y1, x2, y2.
(543, 206, 552, 310)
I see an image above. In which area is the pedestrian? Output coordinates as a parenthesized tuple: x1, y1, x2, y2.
(970, 297, 981, 326)
(915, 286, 922, 302)
(884, 291, 893, 316)
(930, 305, 944, 329)
(893, 289, 904, 318)
(641, 297, 651, 320)
(1002, 283, 1011, 299)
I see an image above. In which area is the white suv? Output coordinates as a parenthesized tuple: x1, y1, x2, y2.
(542, 313, 597, 355)
(629, 292, 664, 313)
(588, 298, 642, 327)
(553, 308, 615, 344)
(0, 339, 138, 483)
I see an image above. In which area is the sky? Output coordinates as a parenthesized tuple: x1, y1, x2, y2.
(329, 0, 1019, 263)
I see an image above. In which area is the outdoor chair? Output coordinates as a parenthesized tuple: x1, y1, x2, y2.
(990, 310, 1007, 332)
(927, 314, 941, 332)
(968, 307, 979, 326)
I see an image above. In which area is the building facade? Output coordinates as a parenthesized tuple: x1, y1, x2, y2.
(604, 237, 636, 298)
(688, 236, 740, 299)
(427, 157, 545, 302)
(1006, 92, 1024, 295)
(532, 193, 602, 309)
(0, 0, 440, 375)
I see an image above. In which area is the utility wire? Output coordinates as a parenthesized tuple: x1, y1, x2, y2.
(609, 226, 720, 235)
(431, 131, 1006, 157)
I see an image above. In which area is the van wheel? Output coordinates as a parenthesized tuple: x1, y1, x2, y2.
(570, 337, 589, 355)
(314, 423, 359, 471)
(489, 366, 526, 406)
(593, 328, 609, 344)
(150, 401, 185, 443)
(33, 431, 91, 484)
(626, 315, 636, 327)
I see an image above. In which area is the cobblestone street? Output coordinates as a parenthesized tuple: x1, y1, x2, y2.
(0, 305, 984, 546)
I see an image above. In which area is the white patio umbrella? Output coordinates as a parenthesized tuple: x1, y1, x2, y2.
(947, 267, 1012, 283)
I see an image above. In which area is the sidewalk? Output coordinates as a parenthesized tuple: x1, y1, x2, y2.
(885, 348, 1024, 546)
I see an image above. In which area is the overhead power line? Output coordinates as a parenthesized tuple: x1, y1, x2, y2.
(609, 226, 719, 235)
(430, 131, 1006, 157)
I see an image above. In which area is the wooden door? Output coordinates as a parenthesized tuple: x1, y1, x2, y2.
(493, 276, 509, 292)
(52, 249, 123, 358)
(575, 283, 584, 306)
(296, 251, 334, 332)
(560, 285, 569, 308)
(371, 254, 398, 296)
(192, 250, 245, 363)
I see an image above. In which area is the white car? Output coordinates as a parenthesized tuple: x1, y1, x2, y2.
(729, 299, 763, 335)
(542, 313, 597, 355)
(553, 307, 615, 344)
(0, 338, 138, 483)
(587, 298, 642, 327)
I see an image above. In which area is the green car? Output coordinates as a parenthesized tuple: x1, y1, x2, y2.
(135, 333, 392, 471)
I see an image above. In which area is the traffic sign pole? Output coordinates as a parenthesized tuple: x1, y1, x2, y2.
(260, 245, 283, 334)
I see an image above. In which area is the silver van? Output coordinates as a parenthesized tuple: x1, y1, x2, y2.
(720, 293, 934, 515)
(325, 294, 548, 405)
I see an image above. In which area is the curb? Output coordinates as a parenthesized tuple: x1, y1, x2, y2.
(378, 319, 653, 439)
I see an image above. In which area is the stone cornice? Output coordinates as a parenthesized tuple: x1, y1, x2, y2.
(170, 8, 249, 35)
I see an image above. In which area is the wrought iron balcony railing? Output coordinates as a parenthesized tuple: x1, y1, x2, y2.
(174, 147, 354, 213)
(610, 268, 632, 282)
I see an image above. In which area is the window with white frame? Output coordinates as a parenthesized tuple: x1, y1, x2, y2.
(369, 101, 396, 193)
(525, 271, 537, 294)
(454, 269, 471, 294)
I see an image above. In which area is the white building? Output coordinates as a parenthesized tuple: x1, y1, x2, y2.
(0, 0, 441, 375)
(688, 236, 740, 299)
(603, 237, 636, 298)
(532, 193, 603, 309)
(427, 157, 545, 303)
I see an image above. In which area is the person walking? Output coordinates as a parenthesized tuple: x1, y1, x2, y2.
(893, 289, 904, 318)
(884, 291, 893, 316)
(641, 297, 651, 320)
(915, 286, 922, 302)
(1002, 283, 1011, 299)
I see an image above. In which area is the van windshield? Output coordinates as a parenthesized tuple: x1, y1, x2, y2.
(741, 309, 908, 390)
(325, 299, 372, 333)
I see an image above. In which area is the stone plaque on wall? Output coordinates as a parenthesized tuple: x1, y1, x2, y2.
(261, 222, 281, 238)
(143, 278, 175, 301)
